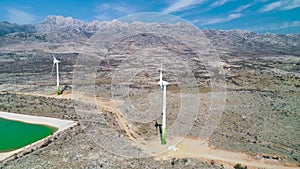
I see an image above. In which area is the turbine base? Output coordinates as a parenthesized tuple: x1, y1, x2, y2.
(161, 127, 166, 145)
(56, 86, 61, 95)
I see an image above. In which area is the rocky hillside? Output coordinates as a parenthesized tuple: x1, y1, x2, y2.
(203, 29, 300, 55)
(0, 21, 35, 36)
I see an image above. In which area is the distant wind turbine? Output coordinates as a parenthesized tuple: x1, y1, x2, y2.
(157, 62, 169, 145)
(51, 54, 61, 95)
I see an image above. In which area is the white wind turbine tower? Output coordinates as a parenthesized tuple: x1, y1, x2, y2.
(51, 54, 61, 95)
(158, 62, 169, 145)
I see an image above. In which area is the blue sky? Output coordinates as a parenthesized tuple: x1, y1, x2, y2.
(0, 0, 299, 34)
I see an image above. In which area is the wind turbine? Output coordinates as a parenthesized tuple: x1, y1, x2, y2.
(157, 62, 169, 145)
(51, 54, 61, 95)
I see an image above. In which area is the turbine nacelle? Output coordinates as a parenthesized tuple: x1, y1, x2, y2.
(158, 80, 169, 88)
(158, 62, 169, 89)
(53, 55, 60, 64)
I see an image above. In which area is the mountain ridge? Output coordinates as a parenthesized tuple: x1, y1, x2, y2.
(1, 15, 299, 36)
(0, 15, 299, 55)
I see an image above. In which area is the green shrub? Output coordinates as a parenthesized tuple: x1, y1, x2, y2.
(233, 163, 247, 169)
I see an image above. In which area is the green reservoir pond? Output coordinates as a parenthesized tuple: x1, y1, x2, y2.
(0, 117, 58, 152)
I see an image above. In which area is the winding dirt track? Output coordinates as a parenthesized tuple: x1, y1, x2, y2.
(148, 137, 299, 169)
(6, 92, 299, 169)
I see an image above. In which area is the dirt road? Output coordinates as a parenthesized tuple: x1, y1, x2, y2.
(142, 137, 299, 169)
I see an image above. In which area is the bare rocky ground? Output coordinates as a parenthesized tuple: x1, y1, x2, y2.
(0, 16, 299, 168)
(0, 93, 223, 169)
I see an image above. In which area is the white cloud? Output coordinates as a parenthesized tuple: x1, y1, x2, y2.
(162, 0, 207, 13)
(233, 0, 268, 13)
(228, 13, 242, 19)
(195, 13, 242, 25)
(99, 3, 131, 13)
(210, 0, 235, 8)
(283, 0, 300, 10)
(197, 0, 235, 14)
(244, 21, 300, 32)
(261, 0, 300, 12)
(6, 8, 36, 24)
(233, 3, 253, 12)
(95, 3, 135, 21)
(261, 1, 283, 11)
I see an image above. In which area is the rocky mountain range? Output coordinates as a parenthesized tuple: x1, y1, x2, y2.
(1, 15, 300, 54)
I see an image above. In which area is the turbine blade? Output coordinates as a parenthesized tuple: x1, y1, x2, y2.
(50, 63, 55, 78)
(160, 62, 163, 81)
(158, 62, 163, 92)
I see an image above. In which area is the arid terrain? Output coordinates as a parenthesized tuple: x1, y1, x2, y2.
(0, 16, 299, 169)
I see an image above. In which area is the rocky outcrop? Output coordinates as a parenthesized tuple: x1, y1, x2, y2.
(36, 16, 107, 37)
